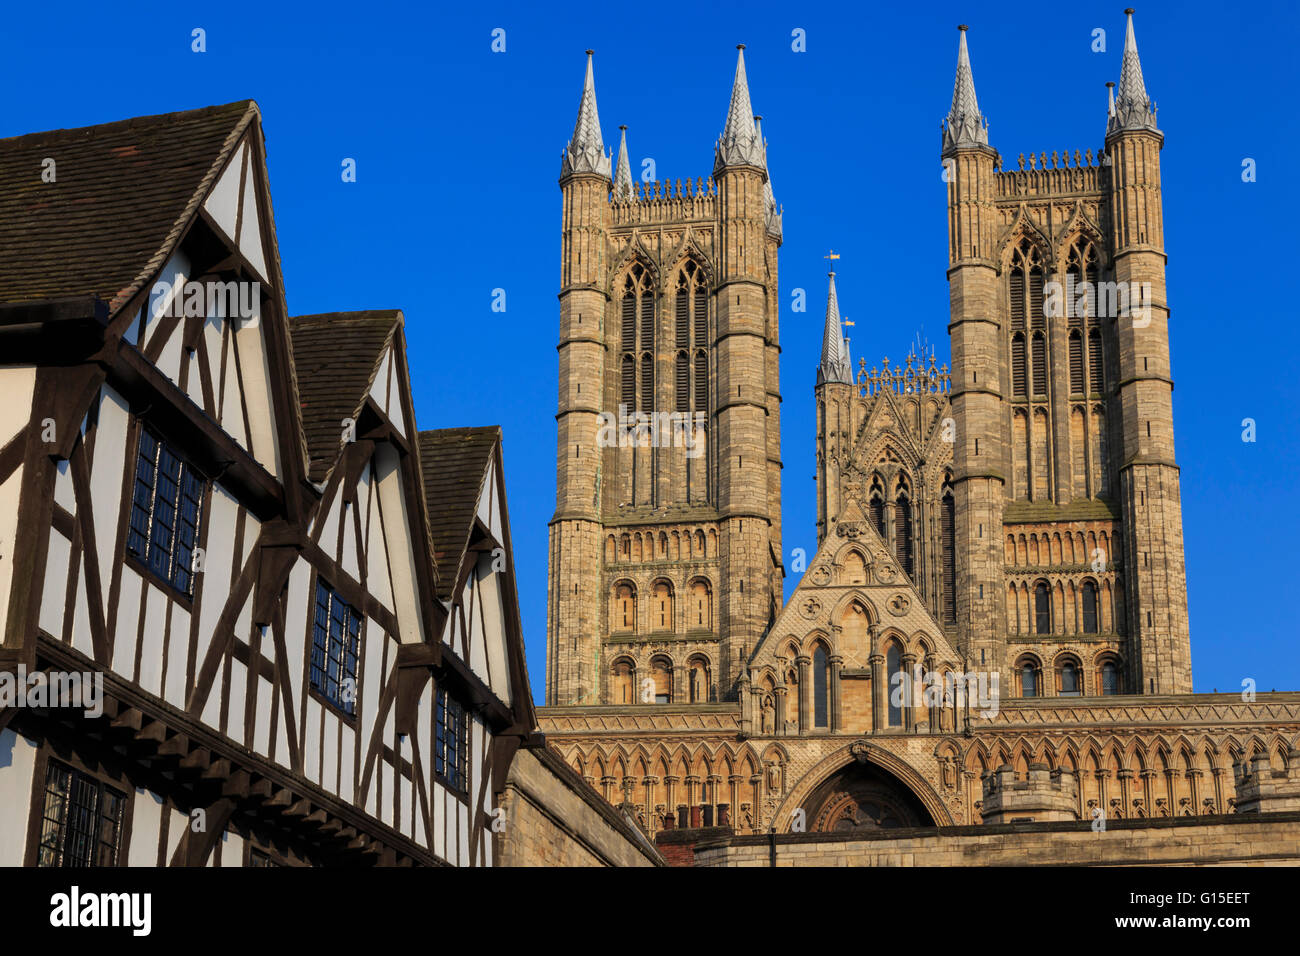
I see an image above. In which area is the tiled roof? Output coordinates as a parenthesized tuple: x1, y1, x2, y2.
(0, 101, 255, 313)
(289, 311, 400, 482)
(417, 427, 499, 601)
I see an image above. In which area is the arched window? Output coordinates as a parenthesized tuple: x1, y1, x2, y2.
(675, 260, 709, 413)
(843, 551, 867, 585)
(689, 579, 711, 630)
(649, 656, 673, 704)
(894, 479, 914, 578)
(652, 580, 673, 631)
(1057, 657, 1081, 697)
(687, 656, 711, 703)
(610, 659, 635, 704)
(619, 263, 654, 413)
(812, 645, 830, 729)
(886, 643, 904, 728)
(1099, 658, 1120, 696)
(941, 483, 956, 623)
(613, 582, 636, 633)
(1008, 238, 1046, 395)
(1034, 582, 1051, 635)
(1018, 657, 1041, 698)
(1082, 580, 1099, 634)
(868, 474, 886, 539)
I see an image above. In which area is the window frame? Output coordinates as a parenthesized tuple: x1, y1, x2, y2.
(308, 576, 364, 719)
(28, 751, 132, 868)
(125, 424, 207, 600)
(434, 686, 470, 794)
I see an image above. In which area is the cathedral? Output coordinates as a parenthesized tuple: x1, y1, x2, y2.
(539, 12, 1300, 862)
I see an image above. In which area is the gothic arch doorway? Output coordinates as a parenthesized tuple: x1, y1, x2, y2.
(803, 760, 934, 832)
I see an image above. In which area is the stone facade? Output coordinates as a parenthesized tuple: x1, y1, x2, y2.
(496, 745, 662, 867)
(539, 17, 1300, 864)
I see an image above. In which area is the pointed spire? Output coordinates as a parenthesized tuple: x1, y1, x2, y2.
(561, 50, 611, 180)
(613, 125, 633, 200)
(754, 115, 782, 239)
(715, 45, 765, 171)
(1107, 81, 1116, 119)
(1109, 9, 1159, 135)
(818, 271, 852, 386)
(942, 25, 989, 152)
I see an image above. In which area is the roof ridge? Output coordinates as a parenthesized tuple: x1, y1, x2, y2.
(0, 100, 256, 146)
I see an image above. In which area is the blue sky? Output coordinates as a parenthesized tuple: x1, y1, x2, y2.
(5, 0, 1297, 698)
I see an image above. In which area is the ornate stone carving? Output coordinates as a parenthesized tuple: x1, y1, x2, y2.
(886, 593, 910, 617)
(798, 596, 823, 620)
(810, 565, 832, 587)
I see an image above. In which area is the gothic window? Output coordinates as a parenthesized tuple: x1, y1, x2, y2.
(813, 644, 830, 729)
(1033, 581, 1051, 635)
(941, 484, 956, 623)
(650, 656, 673, 704)
(613, 581, 636, 633)
(1082, 580, 1099, 634)
(611, 659, 635, 704)
(1066, 239, 1099, 322)
(886, 643, 904, 728)
(843, 551, 866, 586)
(1099, 658, 1120, 696)
(1088, 328, 1104, 393)
(693, 350, 708, 413)
(894, 475, 914, 578)
(652, 580, 673, 631)
(674, 260, 710, 414)
(868, 474, 886, 539)
(1057, 657, 1082, 697)
(1008, 239, 1046, 396)
(1031, 332, 1048, 396)
(619, 263, 654, 413)
(1011, 332, 1027, 397)
(1017, 656, 1042, 698)
(1069, 330, 1084, 394)
(689, 579, 712, 630)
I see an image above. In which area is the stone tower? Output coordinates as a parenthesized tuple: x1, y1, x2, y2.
(937, 12, 1191, 694)
(546, 48, 784, 707)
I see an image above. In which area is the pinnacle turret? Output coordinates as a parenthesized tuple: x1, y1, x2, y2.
(755, 115, 782, 240)
(715, 45, 766, 171)
(941, 25, 989, 153)
(561, 50, 611, 180)
(613, 125, 633, 200)
(817, 271, 852, 386)
(1108, 9, 1159, 135)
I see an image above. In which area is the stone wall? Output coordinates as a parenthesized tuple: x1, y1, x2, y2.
(686, 812, 1300, 866)
(496, 746, 662, 867)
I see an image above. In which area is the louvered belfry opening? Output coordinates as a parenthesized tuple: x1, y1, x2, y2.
(619, 262, 654, 414)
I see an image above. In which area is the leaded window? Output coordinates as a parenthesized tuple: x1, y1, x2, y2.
(36, 759, 126, 867)
(127, 427, 205, 596)
(435, 687, 468, 793)
(310, 578, 362, 716)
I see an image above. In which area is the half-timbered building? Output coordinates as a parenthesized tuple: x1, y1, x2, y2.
(0, 101, 561, 866)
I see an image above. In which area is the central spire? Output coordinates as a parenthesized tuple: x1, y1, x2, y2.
(817, 270, 852, 386)
(561, 50, 611, 180)
(715, 45, 765, 171)
(941, 25, 989, 152)
(1109, 8, 1159, 135)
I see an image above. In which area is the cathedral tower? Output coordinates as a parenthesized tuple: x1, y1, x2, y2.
(547, 47, 784, 707)
(936, 12, 1191, 694)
